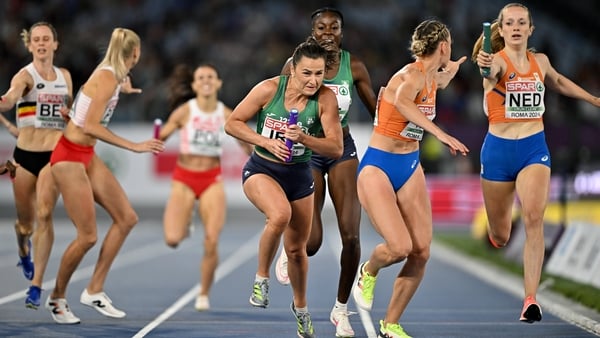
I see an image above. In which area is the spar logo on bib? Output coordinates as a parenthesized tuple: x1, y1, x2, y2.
(263, 116, 288, 141)
(506, 81, 540, 92)
(506, 81, 543, 110)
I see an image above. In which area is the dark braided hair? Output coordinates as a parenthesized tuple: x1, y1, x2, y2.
(409, 19, 450, 59)
(311, 7, 344, 28)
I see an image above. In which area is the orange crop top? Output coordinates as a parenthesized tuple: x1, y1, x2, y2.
(484, 50, 545, 124)
(373, 62, 437, 141)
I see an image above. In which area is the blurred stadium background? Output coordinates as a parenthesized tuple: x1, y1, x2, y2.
(2, 0, 600, 174)
(2, 0, 600, 289)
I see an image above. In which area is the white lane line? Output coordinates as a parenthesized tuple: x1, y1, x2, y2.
(0, 240, 172, 306)
(325, 226, 377, 338)
(132, 230, 262, 338)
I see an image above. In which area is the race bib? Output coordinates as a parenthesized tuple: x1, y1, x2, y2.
(324, 82, 352, 121)
(99, 98, 118, 126)
(34, 93, 67, 129)
(400, 104, 435, 141)
(261, 116, 306, 157)
(505, 75, 545, 119)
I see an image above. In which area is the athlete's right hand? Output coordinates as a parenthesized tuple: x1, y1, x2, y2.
(476, 50, 493, 69)
(263, 138, 290, 162)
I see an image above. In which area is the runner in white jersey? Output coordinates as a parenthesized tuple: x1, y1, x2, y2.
(0, 22, 73, 310)
(180, 99, 226, 157)
(69, 66, 120, 128)
(45, 28, 164, 325)
(159, 63, 252, 311)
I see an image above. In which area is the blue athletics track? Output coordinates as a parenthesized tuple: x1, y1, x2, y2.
(1, 207, 599, 338)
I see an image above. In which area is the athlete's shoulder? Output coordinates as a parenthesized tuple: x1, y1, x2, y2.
(11, 65, 34, 89)
(57, 66, 72, 76)
(531, 52, 550, 69)
(395, 63, 424, 83)
(254, 76, 280, 95)
(317, 85, 337, 107)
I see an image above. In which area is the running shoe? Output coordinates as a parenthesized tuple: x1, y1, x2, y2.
(16, 239, 34, 281)
(378, 320, 412, 338)
(352, 261, 377, 311)
(291, 301, 315, 338)
(249, 279, 269, 308)
(25, 285, 41, 309)
(80, 288, 126, 318)
(45, 296, 80, 324)
(195, 294, 210, 311)
(488, 233, 502, 248)
(275, 250, 290, 285)
(330, 307, 355, 337)
(520, 296, 542, 323)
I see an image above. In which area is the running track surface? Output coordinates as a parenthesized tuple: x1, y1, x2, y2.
(1, 207, 599, 338)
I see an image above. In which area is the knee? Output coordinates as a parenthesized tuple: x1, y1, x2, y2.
(387, 241, 413, 263)
(488, 225, 510, 247)
(388, 249, 411, 264)
(78, 232, 98, 251)
(340, 232, 360, 251)
(36, 203, 54, 225)
(287, 246, 307, 262)
(125, 210, 139, 228)
(203, 235, 219, 255)
(117, 209, 139, 232)
(266, 210, 291, 235)
(410, 245, 431, 265)
(521, 211, 545, 230)
(164, 235, 180, 248)
(203, 243, 218, 257)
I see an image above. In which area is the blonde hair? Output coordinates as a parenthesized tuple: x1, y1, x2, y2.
(20, 22, 58, 49)
(97, 28, 140, 82)
(471, 3, 534, 62)
(410, 19, 450, 59)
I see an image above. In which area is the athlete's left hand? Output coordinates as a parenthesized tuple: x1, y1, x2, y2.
(121, 76, 143, 94)
(441, 56, 467, 77)
(284, 124, 304, 143)
(132, 138, 165, 154)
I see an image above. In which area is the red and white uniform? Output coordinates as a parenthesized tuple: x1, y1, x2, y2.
(179, 99, 226, 157)
(69, 66, 120, 128)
